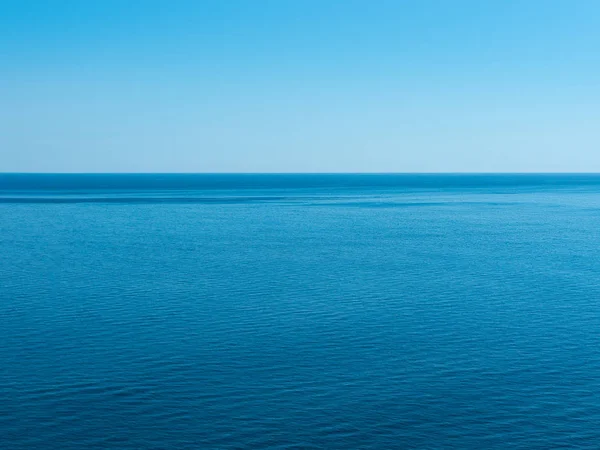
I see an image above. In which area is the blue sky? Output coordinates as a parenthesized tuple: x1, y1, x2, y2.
(2, 0, 599, 172)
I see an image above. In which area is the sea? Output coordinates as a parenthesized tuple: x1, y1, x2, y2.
(2, 173, 600, 449)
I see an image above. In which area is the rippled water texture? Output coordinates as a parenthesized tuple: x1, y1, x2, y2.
(2, 174, 600, 449)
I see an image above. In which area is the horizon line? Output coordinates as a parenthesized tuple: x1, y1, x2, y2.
(2, 172, 600, 176)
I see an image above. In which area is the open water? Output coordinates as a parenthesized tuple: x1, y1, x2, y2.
(2, 174, 600, 449)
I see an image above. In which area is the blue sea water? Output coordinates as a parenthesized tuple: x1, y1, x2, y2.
(2, 174, 600, 449)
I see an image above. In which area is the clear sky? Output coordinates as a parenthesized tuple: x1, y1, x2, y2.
(2, 0, 599, 172)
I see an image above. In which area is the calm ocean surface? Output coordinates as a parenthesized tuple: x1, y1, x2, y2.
(2, 174, 600, 449)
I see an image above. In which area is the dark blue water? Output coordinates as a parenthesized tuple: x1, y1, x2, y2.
(2, 174, 600, 449)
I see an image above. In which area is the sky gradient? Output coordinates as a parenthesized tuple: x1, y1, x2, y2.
(2, 0, 599, 172)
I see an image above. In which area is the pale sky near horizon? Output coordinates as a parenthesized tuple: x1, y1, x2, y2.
(2, 0, 599, 173)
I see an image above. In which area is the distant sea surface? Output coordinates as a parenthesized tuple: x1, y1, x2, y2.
(2, 174, 600, 449)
